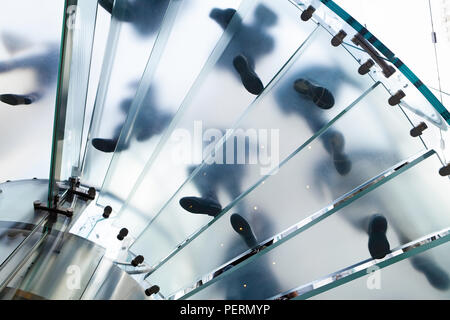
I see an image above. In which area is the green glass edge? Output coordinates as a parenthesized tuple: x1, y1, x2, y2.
(48, 0, 70, 206)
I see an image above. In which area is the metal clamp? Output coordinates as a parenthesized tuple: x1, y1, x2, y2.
(33, 200, 73, 218)
(351, 33, 396, 78)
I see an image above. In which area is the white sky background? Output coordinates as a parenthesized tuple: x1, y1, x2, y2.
(335, 0, 450, 104)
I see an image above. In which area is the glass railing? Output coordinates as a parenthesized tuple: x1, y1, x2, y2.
(49, 0, 99, 202)
(81, 0, 172, 190)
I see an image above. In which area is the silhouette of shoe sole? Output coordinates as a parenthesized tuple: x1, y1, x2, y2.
(179, 197, 222, 217)
(233, 55, 264, 95)
(0, 94, 34, 106)
(230, 213, 258, 248)
(368, 214, 390, 259)
(92, 138, 118, 153)
(293, 79, 335, 109)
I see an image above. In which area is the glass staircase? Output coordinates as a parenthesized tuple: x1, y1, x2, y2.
(0, 0, 449, 300)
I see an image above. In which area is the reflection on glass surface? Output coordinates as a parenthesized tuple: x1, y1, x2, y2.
(183, 153, 450, 299)
(0, 1, 64, 182)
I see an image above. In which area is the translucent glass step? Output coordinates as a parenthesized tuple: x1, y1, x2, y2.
(0, 1, 64, 183)
(130, 45, 426, 268)
(180, 152, 450, 299)
(309, 235, 450, 299)
(141, 83, 426, 296)
(110, 0, 320, 236)
(96, 0, 244, 209)
(81, 0, 171, 189)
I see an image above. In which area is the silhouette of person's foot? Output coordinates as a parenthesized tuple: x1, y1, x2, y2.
(233, 55, 264, 95)
(322, 131, 352, 175)
(333, 152, 352, 176)
(411, 256, 450, 291)
(209, 8, 237, 29)
(368, 214, 390, 259)
(92, 138, 118, 153)
(230, 213, 258, 249)
(179, 196, 222, 217)
(0, 94, 35, 106)
(294, 79, 335, 109)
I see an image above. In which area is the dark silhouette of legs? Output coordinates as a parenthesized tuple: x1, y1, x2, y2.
(368, 214, 391, 259)
(410, 256, 450, 291)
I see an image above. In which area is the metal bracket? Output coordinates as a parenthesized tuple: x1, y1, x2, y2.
(301, 5, 315, 21)
(351, 33, 396, 78)
(331, 30, 347, 47)
(67, 176, 96, 200)
(410, 122, 428, 137)
(358, 59, 375, 75)
(33, 200, 73, 218)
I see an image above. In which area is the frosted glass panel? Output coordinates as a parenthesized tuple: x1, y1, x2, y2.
(131, 27, 427, 276)
(0, 1, 64, 182)
(113, 0, 319, 237)
(97, 0, 243, 209)
(143, 84, 426, 296)
(311, 239, 450, 299)
(81, 0, 171, 189)
(185, 154, 450, 299)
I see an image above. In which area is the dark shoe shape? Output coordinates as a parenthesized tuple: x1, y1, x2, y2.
(98, 0, 114, 14)
(411, 256, 450, 291)
(293, 79, 335, 109)
(333, 152, 352, 176)
(322, 130, 345, 155)
(210, 8, 237, 30)
(0, 94, 35, 106)
(368, 214, 390, 259)
(179, 196, 222, 217)
(92, 138, 118, 153)
(233, 55, 264, 95)
(230, 213, 258, 249)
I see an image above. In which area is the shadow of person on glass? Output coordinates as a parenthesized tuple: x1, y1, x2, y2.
(179, 137, 252, 218)
(99, 0, 170, 37)
(274, 65, 362, 177)
(209, 211, 281, 299)
(310, 150, 450, 292)
(91, 84, 172, 153)
(209, 4, 277, 96)
(0, 32, 59, 107)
